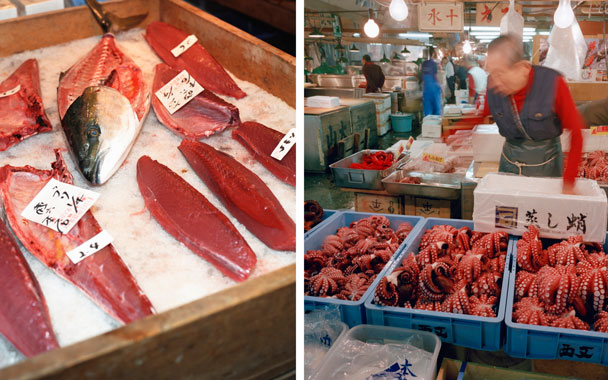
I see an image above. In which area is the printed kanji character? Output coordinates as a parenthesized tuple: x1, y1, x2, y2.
(427, 8, 442, 25)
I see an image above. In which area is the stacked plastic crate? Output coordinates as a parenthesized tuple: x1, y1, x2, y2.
(363, 93, 391, 136)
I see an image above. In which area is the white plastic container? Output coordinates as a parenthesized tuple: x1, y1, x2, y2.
(421, 115, 442, 138)
(305, 319, 349, 380)
(312, 325, 441, 380)
(472, 123, 505, 162)
(306, 95, 340, 108)
(473, 173, 608, 243)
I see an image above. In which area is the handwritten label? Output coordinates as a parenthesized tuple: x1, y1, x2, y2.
(171, 34, 198, 57)
(21, 178, 99, 234)
(270, 128, 296, 160)
(0, 85, 20, 98)
(155, 70, 203, 114)
(590, 126, 608, 136)
(66, 230, 113, 264)
(422, 152, 445, 164)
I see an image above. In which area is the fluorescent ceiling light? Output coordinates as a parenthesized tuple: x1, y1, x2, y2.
(470, 32, 500, 36)
(467, 26, 500, 31)
(478, 40, 492, 43)
(539, 31, 550, 35)
(353, 33, 361, 37)
(398, 32, 432, 38)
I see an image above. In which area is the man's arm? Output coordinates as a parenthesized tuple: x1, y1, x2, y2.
(468, 74, 476, 104)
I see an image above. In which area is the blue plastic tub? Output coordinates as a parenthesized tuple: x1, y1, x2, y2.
(364, 218, 513, 351)
(505, 233, 608, 365)
(390, 113, 413, 133)
(304, 212, 425, 327)
(304, 210, 341, 239)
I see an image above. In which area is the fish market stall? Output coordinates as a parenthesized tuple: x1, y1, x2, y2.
(0, 0, 294, 378)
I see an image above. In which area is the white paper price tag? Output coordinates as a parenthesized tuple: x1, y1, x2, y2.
(21, 178, 100, 234)
(270, 128, 296, 161)
(171, 34, 198, 57)
(66, 230, 113, 264)
(0, 85, 20, 98)
(155, 70, 203, 114)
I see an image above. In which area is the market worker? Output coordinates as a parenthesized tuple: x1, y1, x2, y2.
(442, 56, 456, 104)
(463, 55, 487, 104)
(361, 54, 385, 93)
(421, 47, 442, 116)
(578, 96, 608, 126)
(482, 34, 583, 194)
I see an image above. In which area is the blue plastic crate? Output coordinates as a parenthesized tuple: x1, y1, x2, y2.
(304, 212, 425, 328)
(304, 209, 341, 239)
(505, 232, 608, 365)
(364, 218, 513, 351)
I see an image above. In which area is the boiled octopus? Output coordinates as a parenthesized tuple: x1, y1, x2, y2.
(304, 215, 413, 301)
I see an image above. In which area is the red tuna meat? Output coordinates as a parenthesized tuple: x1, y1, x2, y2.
(152, 63, 240, 139)
(144, 21, 246, 99)
(57, 34, 149, 122)
(0, 59, 52, 151)
(0, 219, 59, 357)
(232, 121, 295, 187)
(0, 151, 155, 324)
(179, 140, 295, 251)
(136, 156, 257, 282)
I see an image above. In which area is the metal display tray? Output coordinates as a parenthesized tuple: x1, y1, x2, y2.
(329, 150, 409, 190)
(382, 170, 463, 200)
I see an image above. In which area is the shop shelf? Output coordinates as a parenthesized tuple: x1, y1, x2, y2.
(304, 209, 341, 239)
(311, 325, 441, 380)
(505, 233, 608, 365)
(304, 212, 425, 327)
(364, 218, 513, 351)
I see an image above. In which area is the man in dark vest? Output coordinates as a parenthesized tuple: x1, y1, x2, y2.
(481, 34, 583, 194)
(361, 54, 385, 93)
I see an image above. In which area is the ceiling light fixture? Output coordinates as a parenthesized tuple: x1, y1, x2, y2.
(364, 9, 380, 38)
(389, 0, 408, 21)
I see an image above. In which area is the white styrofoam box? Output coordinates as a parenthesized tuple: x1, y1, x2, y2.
(455, 90, 468, 98)
(363, 93, 391, 111)
(0, 0, 17, 20)
(18, 0, 64, 15)
(473, 173, 608, 243)
(561, 128, 608, 153)
(421, 122, 441, 138)
(305, 95, 340, 108)
(443, 104, 462, 116)
(377, 120, 391, 136)
(472, 123, 505, 162)
(455, 95, 468, 105)
(376, 108, 390, 124)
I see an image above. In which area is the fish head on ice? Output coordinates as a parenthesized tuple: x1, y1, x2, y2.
(61, 86, 144, 185)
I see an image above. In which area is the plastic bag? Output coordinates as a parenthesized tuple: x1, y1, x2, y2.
(500, 0, 524, 43)
(543, 21, 588, 81)
(304, 307, 347, 380)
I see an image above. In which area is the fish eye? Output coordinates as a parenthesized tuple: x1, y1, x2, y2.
(88, 128, 100, 137)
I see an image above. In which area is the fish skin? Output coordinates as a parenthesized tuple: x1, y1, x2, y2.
(0, 59, 52, 151)
(0, 219, 59, 357)
(152, 63, 240, 139)
(232, 121, 295, 187)
(61, 86, 143, 185)
(57, 34, 149, 185)
(0, 151, 156, 324)
(136, 156, 257, 281)
(179, 140, 295, 251)
(144, 21, 246, 99)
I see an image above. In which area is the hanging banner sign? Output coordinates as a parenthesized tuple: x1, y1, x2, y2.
(418, 3, 464, 32)
(475, 2, 523, 27)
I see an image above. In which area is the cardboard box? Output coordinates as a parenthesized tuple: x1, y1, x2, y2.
(404, 196, 452, 218)
(436, 358, 572, 380)
(473, 173, 608, 243)
(355, 192, 404, 215)
(472, 123, 505, 162)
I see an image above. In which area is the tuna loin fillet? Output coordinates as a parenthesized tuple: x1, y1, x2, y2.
(152, 64, 240, 139)
(232, 121, 296, 187)
(179, 140, 295, 251)
(0, 59, 52, 151)
(0, 219, 59, 357)
(144, 21, 246, 99)
(0, 151, 156, 324)
(136, 156, 256, 281)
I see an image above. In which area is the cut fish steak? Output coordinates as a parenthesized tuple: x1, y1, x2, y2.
(57, 34, 150, 185)
(136, 155, 257, 282)
(152, 63, 240, 139)
(0, 59, 52, 151)
(232, 121, 295, 187)
(144, 21, 246, 99)
(0, 151, 156, 324)
(179, 140, 295, 251)
(0, 219, 59, 357)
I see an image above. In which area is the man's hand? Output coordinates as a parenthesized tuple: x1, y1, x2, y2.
(562, 181, 577, 195)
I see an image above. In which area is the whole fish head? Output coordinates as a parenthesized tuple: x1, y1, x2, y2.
(61, 86, 143, 185)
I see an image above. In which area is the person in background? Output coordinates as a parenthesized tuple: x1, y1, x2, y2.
(578, 96, 608, 126)
(421, 47, 442, 116)
(361, 54, 385, 93)
(454, 61, 468, 90)
(482, 34, 583, 194)
(463, 55, 488, 104)
(442, 56, 456, 103)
